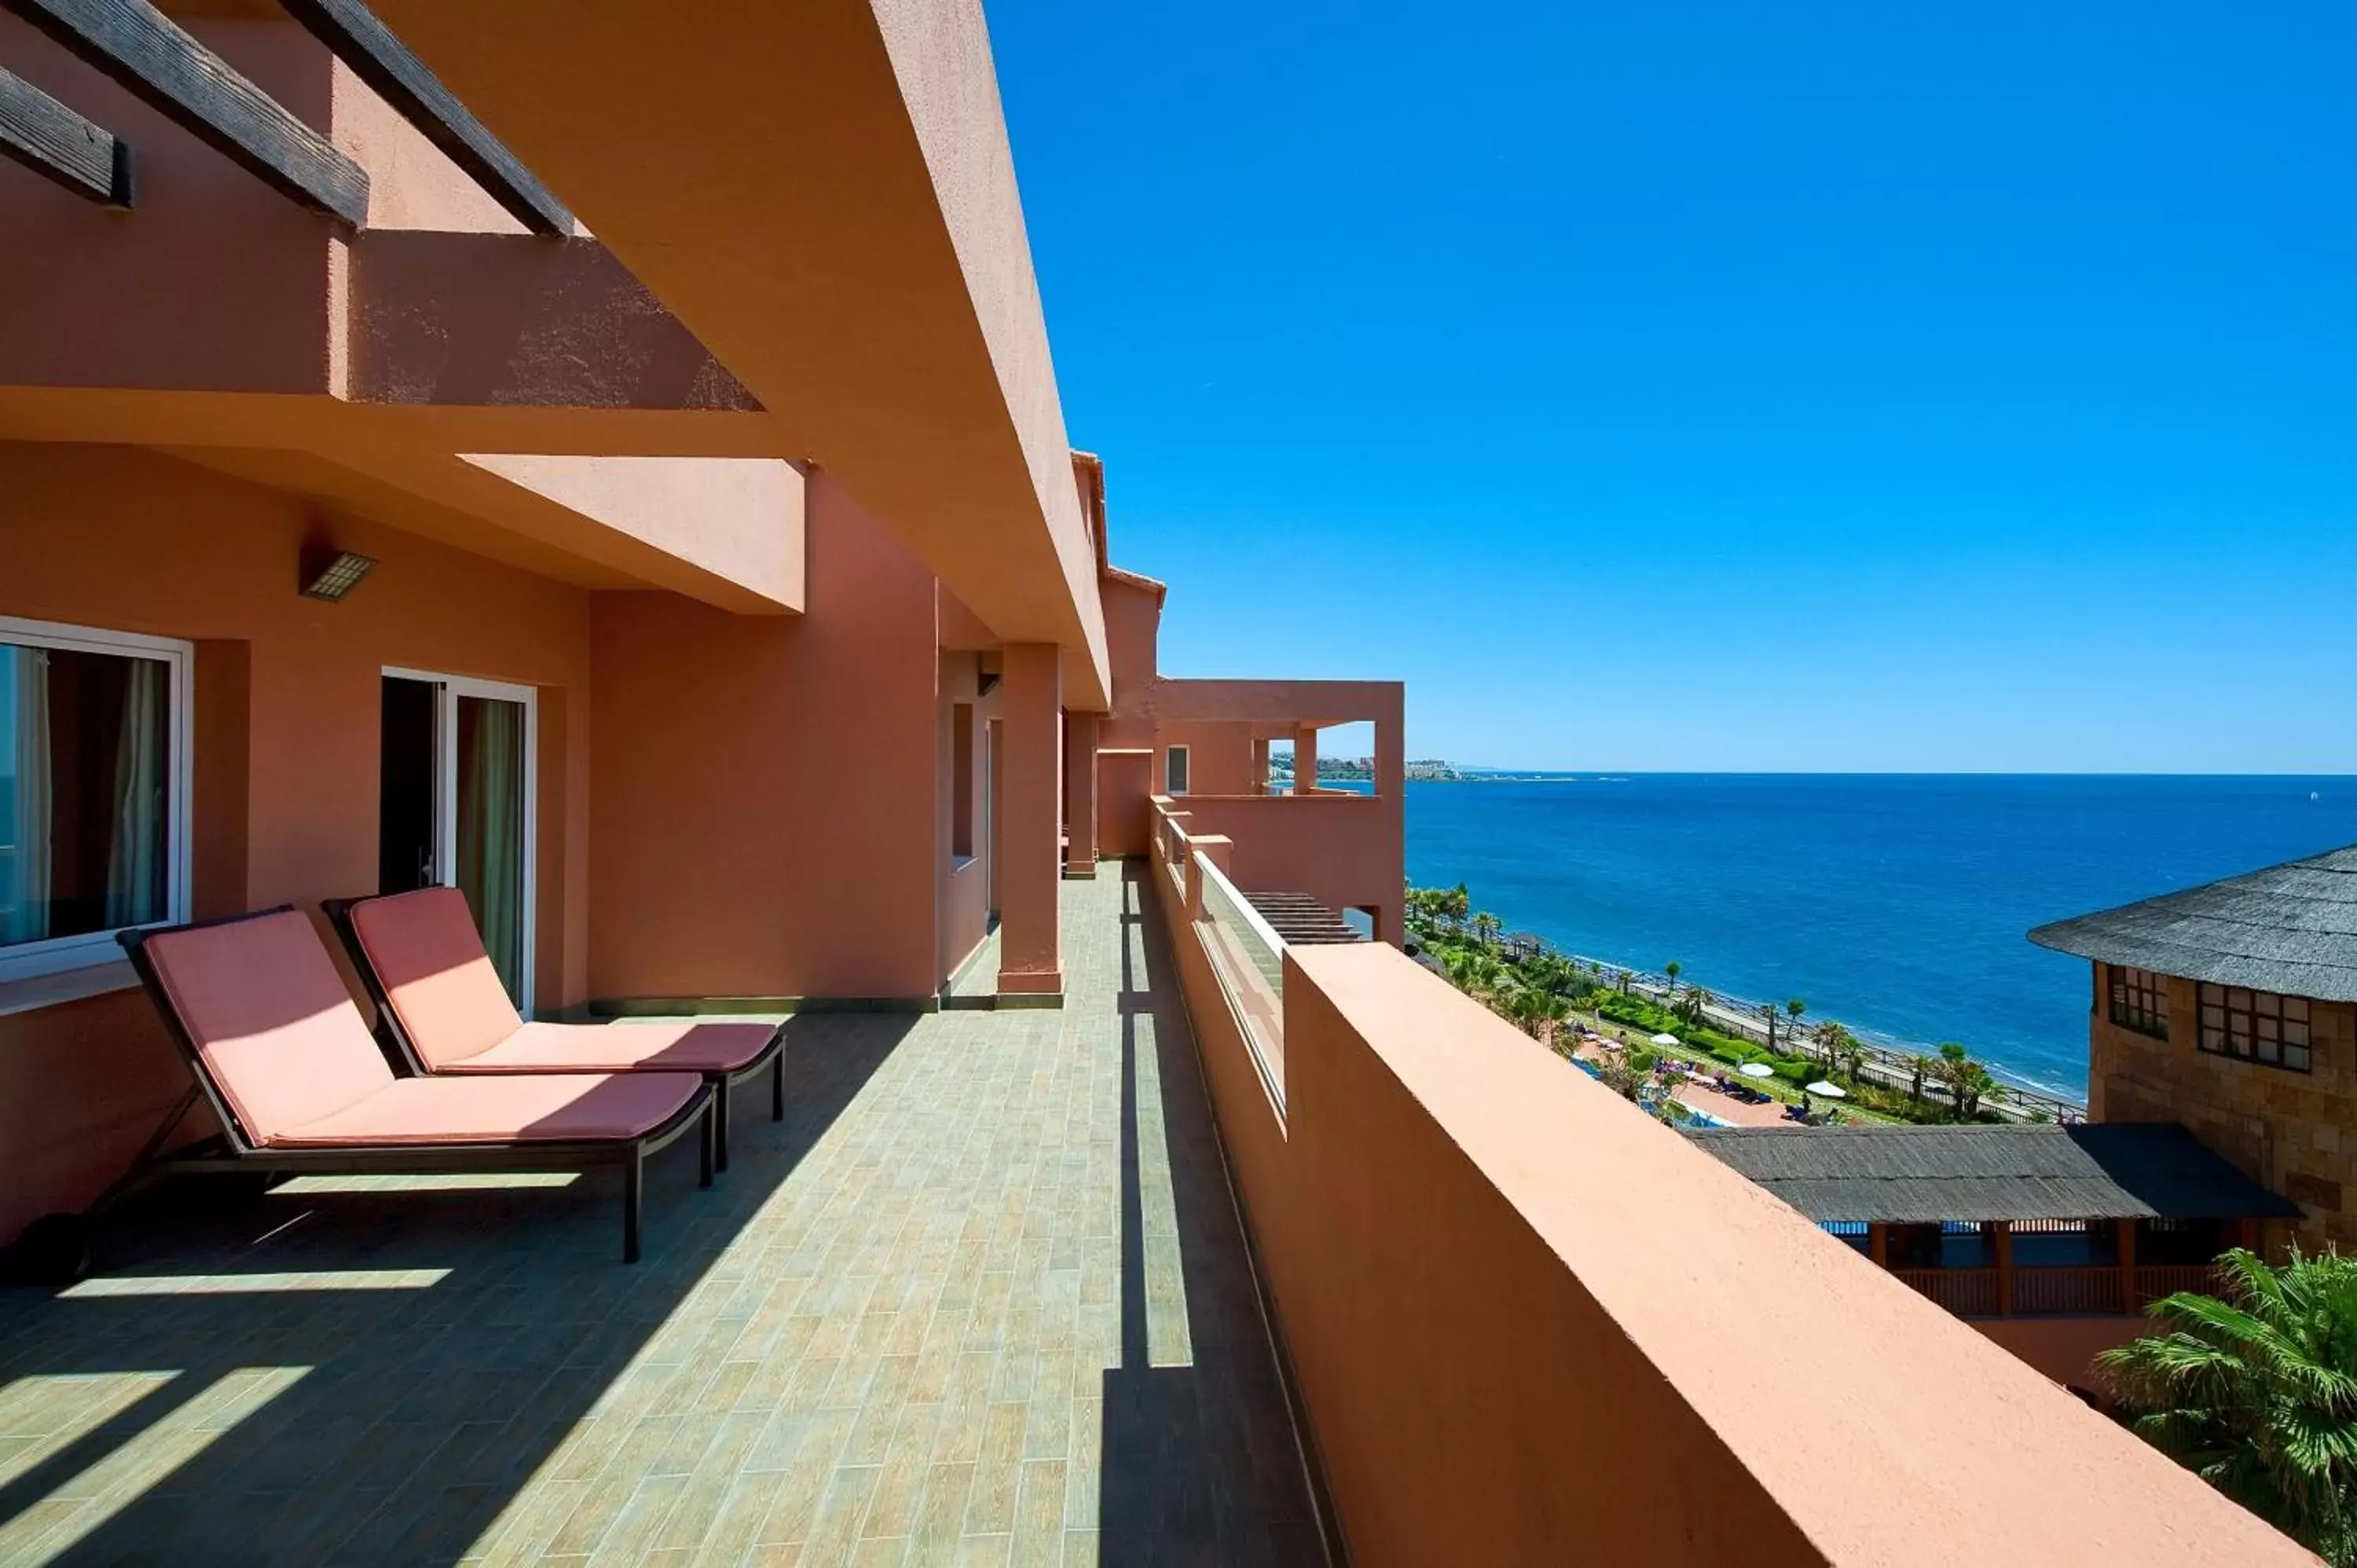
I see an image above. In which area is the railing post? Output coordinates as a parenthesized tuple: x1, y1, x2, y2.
(1992, 1222, 2014, 1317)
(2117, 1218, 2138, 1315)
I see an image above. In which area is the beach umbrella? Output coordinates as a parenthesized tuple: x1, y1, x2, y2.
(1649, 1032, 1680, 1048)
(1805, 1081, 1847, 1099)
(1739, 1063, 1776, 1079)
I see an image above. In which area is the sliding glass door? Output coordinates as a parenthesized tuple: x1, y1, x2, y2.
(380, 671, 537, 1013)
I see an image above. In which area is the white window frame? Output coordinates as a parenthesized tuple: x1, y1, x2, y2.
(384, 667, 539, 1015)
(0, 616, 194, 983)
(1166, 743, 1191, 797)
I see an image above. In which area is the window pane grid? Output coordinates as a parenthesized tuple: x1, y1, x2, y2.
(2107, 965, 2169, 1040)
(2198, 980, 2314, 1074)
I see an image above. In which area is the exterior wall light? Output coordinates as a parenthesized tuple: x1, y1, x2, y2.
(300, 548, 376, 602)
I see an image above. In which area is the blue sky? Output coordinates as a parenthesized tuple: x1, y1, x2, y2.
(992, 3, 2357, 771)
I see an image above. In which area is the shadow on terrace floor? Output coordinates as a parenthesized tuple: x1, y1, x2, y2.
(0, 1010, 908, 1566)
(1097, 862, 1323, 1566)
(0, 867, 1325, 1566)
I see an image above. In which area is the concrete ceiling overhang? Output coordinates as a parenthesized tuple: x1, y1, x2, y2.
(365, 0, 1111, 708)
(155, 442, 805, 612)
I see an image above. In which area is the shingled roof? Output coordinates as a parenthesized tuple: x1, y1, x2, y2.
(2027, 843, 2357, 1002)
(1685, 1123, 2300, 1225)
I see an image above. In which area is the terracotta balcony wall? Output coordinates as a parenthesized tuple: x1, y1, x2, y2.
(1147, 836, 2314, 1566)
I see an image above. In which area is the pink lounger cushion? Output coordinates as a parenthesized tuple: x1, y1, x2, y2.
(347, 886, 527, 1069)
(141, 909, 398, 1143)
(438, 1020, 778, 1075)
(349, 887, 776, 1079)
(141, 908, 702, 1150)
(272, 1071, 704, 1149)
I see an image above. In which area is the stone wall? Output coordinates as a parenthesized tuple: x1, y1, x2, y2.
(2088, 966, 2357, 1251)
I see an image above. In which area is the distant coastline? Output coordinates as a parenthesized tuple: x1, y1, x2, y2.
(1270, 757, 1600, 785)
(1397, 773, 2357, 1101)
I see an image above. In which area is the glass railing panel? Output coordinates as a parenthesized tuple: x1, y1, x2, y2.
(1197, 853, 1286, 1101)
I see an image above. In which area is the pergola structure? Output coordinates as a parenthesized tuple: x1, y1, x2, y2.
(1692, 1122, 2300, 1319)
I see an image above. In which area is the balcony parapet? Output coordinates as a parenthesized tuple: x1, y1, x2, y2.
(1144, 849, 2313, 1566)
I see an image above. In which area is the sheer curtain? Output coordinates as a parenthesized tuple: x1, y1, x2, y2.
(2, 647, 53, 945)
(456, 696, 526, 1006)
(104, 658, 167, 929)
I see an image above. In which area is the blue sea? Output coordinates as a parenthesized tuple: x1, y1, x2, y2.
(1401, 775, 2357, 1099)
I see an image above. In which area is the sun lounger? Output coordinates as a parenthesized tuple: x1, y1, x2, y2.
(324, 888, 783, 1172)
(119, 908, 712, 1262)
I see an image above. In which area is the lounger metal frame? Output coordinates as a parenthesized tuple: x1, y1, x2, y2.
(323, 893, 786, 1172)
(119, 907, 714, 1263)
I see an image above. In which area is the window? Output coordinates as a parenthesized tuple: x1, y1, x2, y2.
(2107, 965, 2169, 1039)
(0, 617, 191, 982)
(2198, 982, 2311, 1072)
(951, 703, 976, 863)
(1166, 744, 1190, 797)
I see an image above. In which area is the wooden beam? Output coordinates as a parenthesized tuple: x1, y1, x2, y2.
(0, 63, 130, 203)
(279, 0, 570, 236)
(2, 0, 367, 223)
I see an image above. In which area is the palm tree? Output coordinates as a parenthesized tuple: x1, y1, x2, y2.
(2101, 1246, 2357, 1564)
(1443, 948, 1497, 997)
(1759, 1000, 1780, 1053)
(1472, 910, 1501, 949)
(1934, 1042, 1989, 1120)
(1959, 1061, 1997, 1119)
(1903, 1052, 1938, 1104)
(1530, 990, 1573, 1051)
(1596, 1053, 1644, 1103)
(1664, 960, 1682, 991)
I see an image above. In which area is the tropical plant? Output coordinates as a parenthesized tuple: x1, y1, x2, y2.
(1934, 1042, 1995, 1119)
(1903, 1052, 1938, 1104)
(1528, 988, 1573, 1050)
(1443, 947, 1504, 998)
(1959, 1061, 1996, 1119)
(2101, 1246, 2357, 1564)
(1665, 960, 1682, 989)
(1787, 998, 1807, 1030)
(1596, 1053, 1644, 1102)
(1472, 910, 1502, 949)
(1935, 1041, 1969, 1115)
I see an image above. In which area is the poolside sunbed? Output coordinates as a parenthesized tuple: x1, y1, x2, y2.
(119, 908, 712, 1262)
(325, 888, 783, 1171)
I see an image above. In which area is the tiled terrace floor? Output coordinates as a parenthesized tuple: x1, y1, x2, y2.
(0, 866, 1319, 1566)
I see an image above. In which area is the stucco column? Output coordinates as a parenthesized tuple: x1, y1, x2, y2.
(1374, 703, 1405, 799)
(1250, 736, 1270, 795)
(997, 643, 1064, 996)
(1292, 724, 1318, 796)
(1063, 710, 1099, 879)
